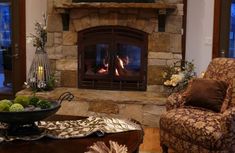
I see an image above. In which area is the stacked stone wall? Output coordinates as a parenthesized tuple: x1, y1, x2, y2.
(46, 0, 184, 91)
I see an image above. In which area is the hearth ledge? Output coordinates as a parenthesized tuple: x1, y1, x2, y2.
(17, 88, 167, 127)
(17, 88, 166, 105)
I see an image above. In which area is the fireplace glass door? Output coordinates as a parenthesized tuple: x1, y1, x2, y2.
(78, 26, 147, 90)
(84, 43, 110, 76)
(114, 43, 141, 78)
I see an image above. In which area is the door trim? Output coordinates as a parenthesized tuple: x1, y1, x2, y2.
(212, 0, 233, 58)
(182, 0, 187, 60)
(212, 0, 221, 58)
(16, 0, 26, 94)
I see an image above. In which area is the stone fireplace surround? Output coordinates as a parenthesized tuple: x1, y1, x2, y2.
(47, 0, 183, 89)
(18, 0, 184, 127)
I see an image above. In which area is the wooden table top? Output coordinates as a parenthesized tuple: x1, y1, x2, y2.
(0, 115, 144, 153)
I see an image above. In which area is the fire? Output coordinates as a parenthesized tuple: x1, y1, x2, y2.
(116, 56, 125, 69)
(115, 56, 125, 76)
(97, 55, 129, 76)
(98, 68, 108, 74)
(115, 69, 119, 76)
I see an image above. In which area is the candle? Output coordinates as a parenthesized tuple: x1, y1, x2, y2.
(37, 66, 44, 81)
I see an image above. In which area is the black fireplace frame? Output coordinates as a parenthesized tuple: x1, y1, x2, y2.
(77, 26, 148, 91)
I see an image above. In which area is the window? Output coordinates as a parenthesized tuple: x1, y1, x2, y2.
(229, 2, 235, 57)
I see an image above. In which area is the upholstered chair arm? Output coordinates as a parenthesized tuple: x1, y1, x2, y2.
(221, 107, 235, 134)
(165, 92, 185, 111)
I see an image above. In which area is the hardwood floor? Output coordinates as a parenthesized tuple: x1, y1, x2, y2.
(140, 128, 161, 153)
(139, 128, 174, 153)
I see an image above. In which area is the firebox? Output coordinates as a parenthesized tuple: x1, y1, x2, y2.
(78, 26, 148, 91)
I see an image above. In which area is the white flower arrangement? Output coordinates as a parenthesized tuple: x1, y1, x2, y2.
(162, 60, 196, 93)
(163, 72, 185, 87)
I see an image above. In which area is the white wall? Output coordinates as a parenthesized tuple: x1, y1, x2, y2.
(186, 0, 214, 75)
(26, 0, 47, 75)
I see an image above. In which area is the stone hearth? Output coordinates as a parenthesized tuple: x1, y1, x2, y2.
(21, 0, 184, 127)
(17, 88, 166, 127)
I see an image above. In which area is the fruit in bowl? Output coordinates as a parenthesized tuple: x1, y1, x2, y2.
(14, 96, 30, 107)
(0, 96, 59, 136)
(0, 96, 52, 112)
(0, 92, 73, 136)
(9, 103, 24, 112)
(0, 100, 12, 111)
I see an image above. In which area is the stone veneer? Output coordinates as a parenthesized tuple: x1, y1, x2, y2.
(46, 0, 184, 88)
(27, 0, 184, 127)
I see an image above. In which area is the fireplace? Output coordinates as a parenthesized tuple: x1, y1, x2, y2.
(46, 1, 183, 92)
(78, 26, 148, 90)
(25, 0, 184, 128)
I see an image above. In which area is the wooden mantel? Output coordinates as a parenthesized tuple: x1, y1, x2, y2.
(54, 2, 177, 31)
(54, 2, 176, 10)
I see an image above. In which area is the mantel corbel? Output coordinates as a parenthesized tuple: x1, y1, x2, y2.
(158, 8, 174, 32)
(55, 8, 70, 31)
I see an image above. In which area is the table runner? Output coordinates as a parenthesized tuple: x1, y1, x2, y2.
(0, 116, 141, 143)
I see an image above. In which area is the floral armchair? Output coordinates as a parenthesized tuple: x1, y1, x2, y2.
(159, 58, 235, 153)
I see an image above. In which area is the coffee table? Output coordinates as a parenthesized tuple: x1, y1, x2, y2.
(0, 115, 144, 153)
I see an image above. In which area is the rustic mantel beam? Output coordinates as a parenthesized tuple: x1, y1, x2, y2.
(54, 2, 176, 31)
(54, 2, 176, 10)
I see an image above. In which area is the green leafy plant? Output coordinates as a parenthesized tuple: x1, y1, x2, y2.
(37, 100, 52, 109)
(29, 96, 40, 106)
(45, 74, 56, 91)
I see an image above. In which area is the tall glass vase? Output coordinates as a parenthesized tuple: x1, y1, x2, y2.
(27, 48, 51, 91)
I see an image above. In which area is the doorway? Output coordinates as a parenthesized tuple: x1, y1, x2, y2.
(213, 0, 235, 58)
(0, 0, 26, 99)
(229, 0, 235, 57)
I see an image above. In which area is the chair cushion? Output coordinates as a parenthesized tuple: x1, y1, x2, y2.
(160, 108, 224, 150)
(203, 58, 235, 110)
(184, 78, 228, 112)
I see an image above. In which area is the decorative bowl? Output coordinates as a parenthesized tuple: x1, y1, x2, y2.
(0, 101, 60, 124)
(0, 92, 74, 136)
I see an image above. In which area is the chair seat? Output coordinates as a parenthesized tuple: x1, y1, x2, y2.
(160, 107, 224, 150)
